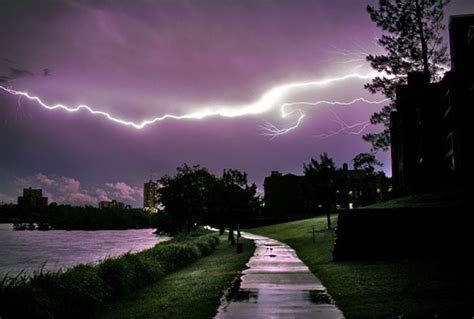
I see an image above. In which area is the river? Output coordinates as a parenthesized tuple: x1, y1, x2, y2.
(0, 223, 170, 276)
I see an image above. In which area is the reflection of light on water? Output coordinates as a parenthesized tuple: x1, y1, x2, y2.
(0, 224, 170, 276)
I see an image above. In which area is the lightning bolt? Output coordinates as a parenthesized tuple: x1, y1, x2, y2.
(313, 121, 371, 140)
(260, 110, 306, 138)
(260, 97, 388, 138)
(0, 72, 385, 132)
(318, 107, 372, 140)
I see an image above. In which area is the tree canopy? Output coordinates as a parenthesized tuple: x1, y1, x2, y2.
(156, 164, 259, 234)
(352, 152, 383, 174)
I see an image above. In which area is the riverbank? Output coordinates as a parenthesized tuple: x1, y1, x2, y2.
(0, 224, 167, 276)
(97, 235, 255, 319)
(0, 205, 155, 230)
(0, 231, 220, 319)
(248, 215, 474, 318)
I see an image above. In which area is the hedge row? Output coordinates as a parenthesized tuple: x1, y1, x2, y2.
(0, 234, 220, 319)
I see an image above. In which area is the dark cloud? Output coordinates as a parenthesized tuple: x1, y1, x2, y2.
(1, 58, 35, 82)
(8, 67, 34, 78)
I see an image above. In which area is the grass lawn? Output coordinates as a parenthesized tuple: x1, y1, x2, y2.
(364, 188, 465, 208)
(249, 215, 473, 319)
(96, 235, 255, 319)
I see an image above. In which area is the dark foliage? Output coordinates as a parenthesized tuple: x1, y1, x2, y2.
(352, 152, 383, 174)
(304, 153, 337, 229)
(364, 0, 450, 151)
(156, 164, 260, 235)
(304, 153, 390, 217)
(0, 204, 153, 230)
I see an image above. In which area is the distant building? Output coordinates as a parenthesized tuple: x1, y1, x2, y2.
(336, 164, 390, 209)
(98, 200, 126, 209)
(18, 188, 48, 210)
(391, 14, 474, 194)
(263, 168, 388, 216)
(144, 180, 159, 213)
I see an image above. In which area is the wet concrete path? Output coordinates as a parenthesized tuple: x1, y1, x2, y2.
(215, 232, 344, 319)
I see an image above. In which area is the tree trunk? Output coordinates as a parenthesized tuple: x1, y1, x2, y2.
(414, 0, 430, 80)
(228, 224, 235, 245)
(326, 211, 332, 230)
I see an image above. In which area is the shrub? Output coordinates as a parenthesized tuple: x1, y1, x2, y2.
(55, 265, 107, 317)
(0, 233, 220, 319)
(121, 253, 164, 289)
(0, 272, 54, 319)
(195, 235, 220, 256)
(146, 243, 201, 271)
(98, 256, 136, 297)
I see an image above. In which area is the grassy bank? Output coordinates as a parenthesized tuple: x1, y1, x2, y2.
(365, 188, 465, 209)
(96, 235, 255, 319)
(249, 215, 473, 318)
(0, 231, 220, 319)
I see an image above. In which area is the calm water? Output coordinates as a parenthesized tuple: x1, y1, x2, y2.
(0, 224, 170, 276)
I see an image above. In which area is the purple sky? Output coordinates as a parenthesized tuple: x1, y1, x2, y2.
(1, 0, 473, 207)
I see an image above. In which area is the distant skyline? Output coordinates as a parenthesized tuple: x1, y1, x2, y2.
(1, 0, 473, 206)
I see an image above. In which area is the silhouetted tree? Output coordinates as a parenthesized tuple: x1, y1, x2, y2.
(219, 169, 259, 244)
(158, 164, 217, 233)
(304, 153, 336, 229)
(157, 165, 259, 236)
(363, 0, 450, 151)
(43, 205, 152, 230)
(352, 153, 388, 205)
(352, 152, 383, 175)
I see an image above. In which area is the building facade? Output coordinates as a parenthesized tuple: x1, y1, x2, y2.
(143, 180, 159, 212)
(390, 73, 444, 193)
(441, 14, 474, 187)
(17, 188, 48, 210)
(98, 200, 126, 209)
(264, 167, 389, 216)
(391, 14, 474, 195)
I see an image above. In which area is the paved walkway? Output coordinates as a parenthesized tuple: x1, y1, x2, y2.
(215, 232, 344, 319)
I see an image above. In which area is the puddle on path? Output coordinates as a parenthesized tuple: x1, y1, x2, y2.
(215, 232, 344, 318)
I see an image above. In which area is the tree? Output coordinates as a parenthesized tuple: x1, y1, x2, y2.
(352, 153, 387, 205)
(157, 165, 259, 236)
(364, 0, 450, 151)
(218, 169, 259, 245)
(352, 152, 383, 175)
(158, 164, 217, 234)
(304, 153, 337, 229)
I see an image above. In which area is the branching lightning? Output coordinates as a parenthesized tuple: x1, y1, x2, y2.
(0, 71, 388, 135)
(260, 97, 388, 138)
(314, 107, 372, 140)
(313, 121, 371, 140)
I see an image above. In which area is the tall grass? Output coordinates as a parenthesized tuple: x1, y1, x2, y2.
(0, 233, 219, 319)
